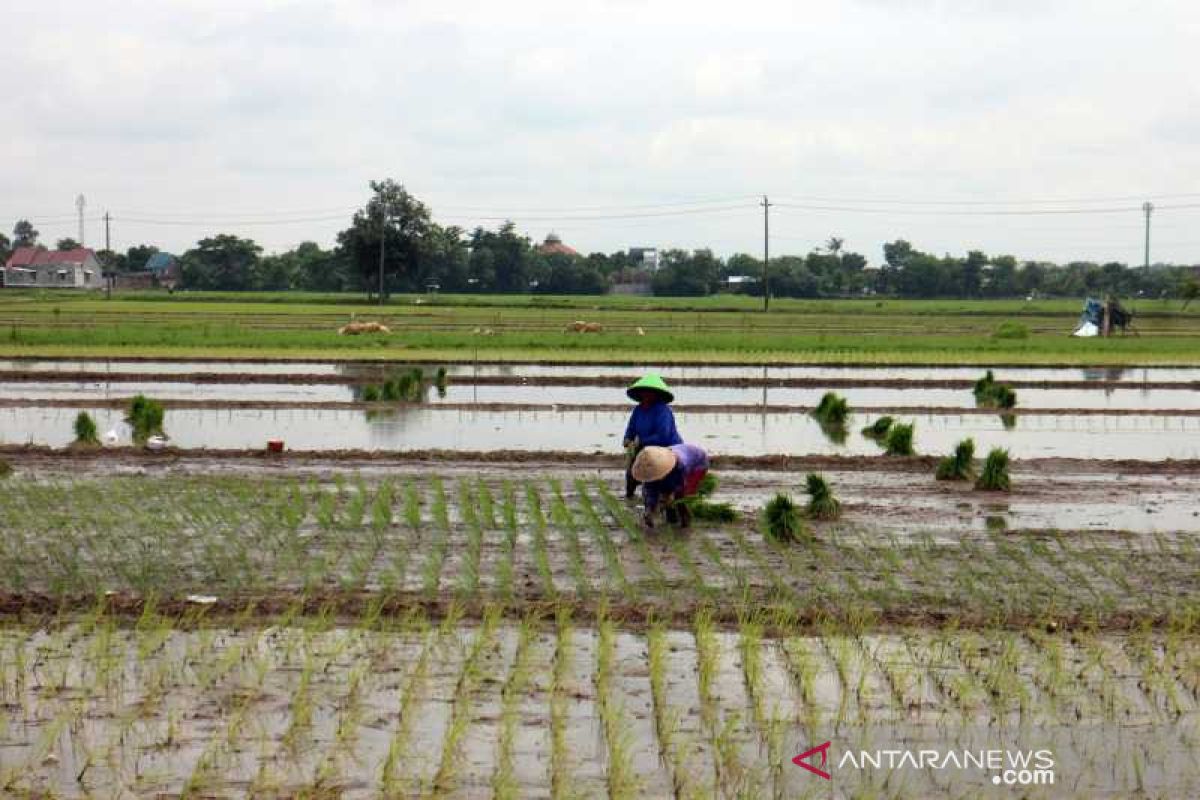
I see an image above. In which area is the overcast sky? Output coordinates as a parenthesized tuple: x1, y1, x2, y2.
(5, 0, 1199, 265)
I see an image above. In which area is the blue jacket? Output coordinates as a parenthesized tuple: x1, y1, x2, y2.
(624, 402, 682, 449)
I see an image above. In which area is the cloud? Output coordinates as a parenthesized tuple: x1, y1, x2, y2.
(2, 0, 1199, 265)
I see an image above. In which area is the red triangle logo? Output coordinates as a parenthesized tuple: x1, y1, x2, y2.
(793, 741, 832, 780)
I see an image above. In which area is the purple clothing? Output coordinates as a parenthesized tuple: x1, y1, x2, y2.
(644, 443, 709, 511)
(623, 401, 682, 448)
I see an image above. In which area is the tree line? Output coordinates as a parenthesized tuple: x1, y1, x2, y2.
(4, 179, 1197, 300)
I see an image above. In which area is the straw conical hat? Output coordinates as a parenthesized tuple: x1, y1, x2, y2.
(632, 446, 677, 483)
(626, 373, 674, 404)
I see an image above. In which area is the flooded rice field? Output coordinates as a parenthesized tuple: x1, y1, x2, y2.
(3, 404, 1198, 459)
(1, 621, 1196, 799)
(1, 378, 1198, 410)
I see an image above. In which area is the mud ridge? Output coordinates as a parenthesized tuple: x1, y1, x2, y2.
(3, 444, 1197, 474)
(0, 589, 1167, 633)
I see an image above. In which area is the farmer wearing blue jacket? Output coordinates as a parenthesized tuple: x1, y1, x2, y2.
(623, 373, 682, 499)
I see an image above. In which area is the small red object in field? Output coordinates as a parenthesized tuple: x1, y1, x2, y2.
(267, 440, 284, 453)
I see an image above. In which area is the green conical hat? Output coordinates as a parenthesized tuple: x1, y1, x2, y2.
(626, 373, 674, 404)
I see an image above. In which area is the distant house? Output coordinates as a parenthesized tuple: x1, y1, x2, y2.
(537, 232, 578, 257)
(3, 247, 102, 289)
(629, 247, 660, 271)
(112, 252, 180, 290)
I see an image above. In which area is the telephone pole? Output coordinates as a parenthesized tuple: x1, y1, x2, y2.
(1142, 201, 1153, 270)
(761, 194, 771, 312)
(103, 212, 111, 252)
(377, 201, 387, 306)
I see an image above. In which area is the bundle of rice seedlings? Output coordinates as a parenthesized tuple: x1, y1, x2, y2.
(361, 385, 381, 402)
(763, 493, 806, 542)
(697, 472, 718, 497)
(884, 422, 915, 456)
(805, 473, 841, 520)
(381, 380, 401, 401)
(1000, 413, 1017, 430)
(975, 448, 1011, 491)
(972, 370, 996, 400)
(973, 370, 1018, 409)
(684, 500, 737, 522)
(126, 395, 165, 442)
(72, 412, 100, 447)
(861, 416, 894, 439)
(435, 366, 449, 397)
(990, 384, 1017, 408)
(935, 438, 976, 480)
(812, 392, 849, 425)
(818, 419, 848, 445)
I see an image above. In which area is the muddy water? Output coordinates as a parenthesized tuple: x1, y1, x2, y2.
(0, 624, 1195, 798)
(4, 358, 1200, 383)
(4, 405, 1199, 459)
(2, 380, 1196, 410)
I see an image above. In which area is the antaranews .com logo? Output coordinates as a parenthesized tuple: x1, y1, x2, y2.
(794, 741, 1055, 787)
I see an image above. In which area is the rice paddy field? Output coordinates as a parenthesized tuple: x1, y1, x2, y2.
(1, 293, 1199, 797)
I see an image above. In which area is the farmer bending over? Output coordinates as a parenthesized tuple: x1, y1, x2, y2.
(631, 443, 709, 529)
(622, 373, 682, 499)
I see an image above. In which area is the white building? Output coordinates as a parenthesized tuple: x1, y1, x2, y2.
(3, 247, 103, 289)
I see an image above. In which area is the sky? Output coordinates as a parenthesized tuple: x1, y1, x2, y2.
(5, 0, 1200, 266)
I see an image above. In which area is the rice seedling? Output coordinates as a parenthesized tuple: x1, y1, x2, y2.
(492, 614, 535, 800)
(805, 473, 841, 520)
(361, 384, 381, 402)
(547, 481, 590, 597)
(975, 448, 1011, 491)
(813, 391, 849, 425)
(71, 411, 100, 447)
(434, 366, 449, 397)
(550, 608, 573, 800)
(884, 422, 915, 455)
(596, 609, 641, 800)
(524, 483, 558, 599)
(860, 415, 894, 439)
(433, 610, 499, 797)
(763, 493, 806, 543)
(381, 614, 434, 796)
(935, 437, 976, 480)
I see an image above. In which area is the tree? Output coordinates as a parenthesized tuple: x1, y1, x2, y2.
(0, 233, 10, 265)
(12, 220, 38, 249)
(825, 236, 844, 258)
(180, 234, 262, 290)
(336, 179, 434, 298)
(1180, 276, 1199, 310)
(126, 244, 159, 272)
(962, 250, 986, 297)
(467, 222, 534, 293)
(55, 237, 81, 251)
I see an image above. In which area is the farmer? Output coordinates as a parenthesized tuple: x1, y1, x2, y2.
(630, 443, 710, 529)
(622, 373, 682, 499)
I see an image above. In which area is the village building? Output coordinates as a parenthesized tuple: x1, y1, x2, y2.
(536, 232, 578, 257)
(2, 247, 103, 289)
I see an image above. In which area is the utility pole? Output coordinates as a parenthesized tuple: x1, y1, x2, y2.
(761, 194, 771, 312)
(1142, 201, 1153, 270)
(76, 194, 86, 246)
(377, 201, 387, 306)
(103, 212, 111, 252)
